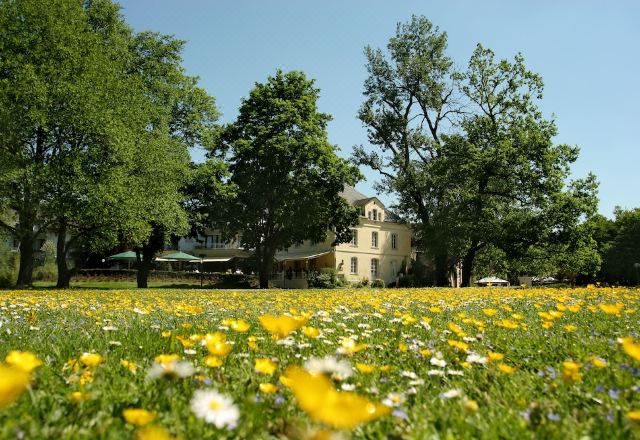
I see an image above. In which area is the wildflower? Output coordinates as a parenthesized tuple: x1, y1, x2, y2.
(463, 399, 479, 412)
(562, 361, 582, 383)
(337, 338, 367, 355)
(498, 363, 517, 374)
(120, 360, 138, 374)
(621, 337, 640, 362)
(495, 319, 519, 330)
(122, 408, 156, 426)
(137, 426, 176, 440)
(205, 356, 223, 368)
(259, 383, 278, 394)
(259, 314, 308, 339)
(79, 353, 104, 368)
(154, 354, 181, 364)
(599, 303, 623, 316)
(0, 364, 30, 408)
(466, 353, 487, 364)
(356, 363, 375, 374)
(247, 336, 259, 350)
(147, 360, 195, 381)
(161, 330, 172, 338)
(204, 332, 233, 357)
(5, 351, 42, 373)
(440, 388, 462, 399)
(382, 392, 405, 407)
(190, 389, 239, 429)
(70, 391, 90, 402)
(255, 358, 277, 375)
(285, 366, 390, 429)
(302, 326, 321, 338)
(563, 325, 577, 332)
(229, 319, 250, 332)
(590, 356, 608, 368)
(304, 356, 352, 380)
(482, 308, 498, 317)
(487, 352, 504, 363)
(628, 410, 640, 422)
(447, 340, 469, 353)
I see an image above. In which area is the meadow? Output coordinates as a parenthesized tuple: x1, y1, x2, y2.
(0, 287, 639, 439)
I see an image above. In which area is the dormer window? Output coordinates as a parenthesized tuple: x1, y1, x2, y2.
(372, 209, 378, 221)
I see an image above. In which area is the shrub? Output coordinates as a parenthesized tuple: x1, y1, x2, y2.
(398, 274, 419, 287)
(372, 278, 385, 288)
(308, 268, 338, 289)
(0, 243, 18, 288)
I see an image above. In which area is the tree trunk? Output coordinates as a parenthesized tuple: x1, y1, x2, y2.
(434, 253, 449, 287)
(136, 225, 165, 288)
(461, 248, 477, 288)
(55, 223, 71, 288)
(257, 245, 273, 289)
(137, 255, 152, 288)
(16, 235, 34, 287)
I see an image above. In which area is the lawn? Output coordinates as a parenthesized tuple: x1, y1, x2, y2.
(0, 287, 639, 439)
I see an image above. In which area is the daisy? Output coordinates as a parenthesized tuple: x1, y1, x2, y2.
(191, 389, 239, 429)
(147, 360, 195, 380)
(304, 356, 352, 380)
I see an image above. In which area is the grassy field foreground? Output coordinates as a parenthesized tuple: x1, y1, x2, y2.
(1, 287, 640, 439)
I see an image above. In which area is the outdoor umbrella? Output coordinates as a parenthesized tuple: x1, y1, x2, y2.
(156, 251, 204, 287)
(107, 251, 139, 269)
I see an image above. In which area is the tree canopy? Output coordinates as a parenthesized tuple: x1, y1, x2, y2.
(217, 70, 361, 288)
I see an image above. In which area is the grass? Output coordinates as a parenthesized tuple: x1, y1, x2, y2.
(0, 287, 639, 439)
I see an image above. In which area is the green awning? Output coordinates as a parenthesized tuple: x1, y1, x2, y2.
(156, 251, 201, 262)
(107, 251, 138, 261)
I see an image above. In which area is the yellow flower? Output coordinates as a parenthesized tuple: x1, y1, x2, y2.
(562, 361, 582, 383)
(495, 319, 519, 330)
(567, 304, 581, 313)
(230, 319, 250, 332)
(259, 314, 308, 339)
(542, 321, 553, 329)
(622, 337, 640, 362)
(378, 365, 392, 373)
(302, 326, 321, 338)
(120, 359, 138, 374)
(355, 363, 375, 374)
(447, 339, 469, 353)
(463, 399, 479, 412)
(0, 364, 30, 408)
(563, 325, 578, 332)
(154, 354, 181, 364)
(628, 410, 640, 422)
(429, 307, 442, 313)
(419, 348, 432, 357)
(137, 426, 176, 440)
(204, 332, 232, 357)
(487, 352, 504, 362)
(285, 366, 390, 429)
(204, 355, 223, 368)
(279, 374, 293, 387)
(498, 363, 516, 374)
(123, 408, 156, 426)
(401, 314, 416, 325)
(448, 322, 467, 337)
(247, 336, 259, 351)
(70, 391, 90, 402)
(255, 358, 278, 375)
(259, 383, 278, 394)
(599, 303, 623, 316)
(482, 308, 498, 317)
(5, 351, 42, 373)
(79, 353, 104, 368)
(398, 342, 408, 353)
(590, 356, 608, 368)
(337, 338, 368, 355)
(161, 330, 172, 338)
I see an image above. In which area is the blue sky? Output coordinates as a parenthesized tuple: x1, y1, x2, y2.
(118, 0, 639, 218)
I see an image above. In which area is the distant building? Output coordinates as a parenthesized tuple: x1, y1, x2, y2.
(177, 186, 413, 288)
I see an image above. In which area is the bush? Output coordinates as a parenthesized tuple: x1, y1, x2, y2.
(33, 262, 57, 282)
(0, 244, 18, 288)
(398, 274, 419, 287)
(308, 268, 338, 289)
(372, 278, 385, 288)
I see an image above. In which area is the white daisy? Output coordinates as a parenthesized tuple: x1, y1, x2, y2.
(191, 389, 239, 429)
(146, 360, 195, 380)
(430, 357, 447, 368)
(304, 355, 352, 380)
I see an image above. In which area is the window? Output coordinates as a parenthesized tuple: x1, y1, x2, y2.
(350, 230, 358, 246)
(372, 209, 378, 221)
(367, 211, 372, 220)
(371, 231, 378, 248)
(350, 257, 358, 274)
(391, 233, 397, 249)
(370, 258, 379, 280)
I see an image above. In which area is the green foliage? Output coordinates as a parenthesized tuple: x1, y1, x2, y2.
(353, 15, 599, 287)
(371, 278, 385, 288)
(307, 268, 338, 289)
(598, 208, 640, 285)
(217, 70, 361, 287)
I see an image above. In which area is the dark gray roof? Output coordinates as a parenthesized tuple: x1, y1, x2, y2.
(339, 185, 369, 204)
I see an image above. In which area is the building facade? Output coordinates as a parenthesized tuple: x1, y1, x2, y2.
(177, 186, 412, 288)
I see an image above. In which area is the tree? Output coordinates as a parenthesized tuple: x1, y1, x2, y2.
(600, 208, 640, 285)
(354, 16, 598, 286)
(217, 70, 361, 288)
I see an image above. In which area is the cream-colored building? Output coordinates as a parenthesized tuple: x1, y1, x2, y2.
(177, 186, 412, 288)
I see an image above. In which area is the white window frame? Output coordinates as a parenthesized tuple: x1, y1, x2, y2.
(371, 231, 378, 248)
(350, 257, 358, 274)
(370, 258, 379, 280)
(372, 208, 378, 221)
(391, 233, 397, 250)
(350, 230, 358, 246)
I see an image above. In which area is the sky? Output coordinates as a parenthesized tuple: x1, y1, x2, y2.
(117, 0, 639, 218)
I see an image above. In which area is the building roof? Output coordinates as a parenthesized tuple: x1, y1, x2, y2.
(339, 185, 370, 205)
